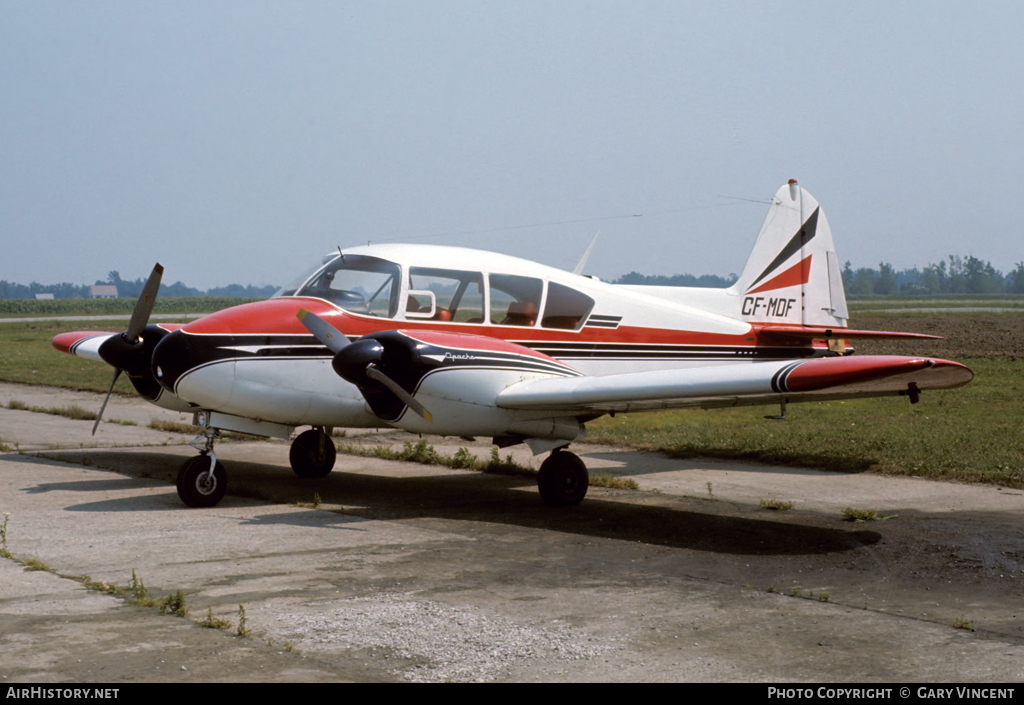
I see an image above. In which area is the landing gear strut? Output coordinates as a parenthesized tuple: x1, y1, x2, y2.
(289, 427, 337, 478)
(177, 426, 227, 507)
(537, 449, 589, 506)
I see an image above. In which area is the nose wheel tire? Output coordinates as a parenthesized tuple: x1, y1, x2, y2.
(177, 455, 227, 508)
(289, 428, 337, 478)
(537, 450, 589, 506)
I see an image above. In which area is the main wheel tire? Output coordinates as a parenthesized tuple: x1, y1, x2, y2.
(177, 455, 227, 508)
(537, 450, 589, 506)
(289, 429, 337, 478)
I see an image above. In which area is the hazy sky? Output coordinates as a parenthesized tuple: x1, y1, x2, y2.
(3, 1, 1022, 290)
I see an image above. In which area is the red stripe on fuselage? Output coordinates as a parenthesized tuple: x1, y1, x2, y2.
(179, 297, 796, 350)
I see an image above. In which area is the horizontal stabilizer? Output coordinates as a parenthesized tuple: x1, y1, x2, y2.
(755, 325, 942, 342)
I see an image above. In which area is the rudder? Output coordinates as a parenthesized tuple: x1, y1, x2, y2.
(729, 180, 848, 327)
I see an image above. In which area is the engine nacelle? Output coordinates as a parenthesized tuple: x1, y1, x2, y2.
(351, 329, 584, 440)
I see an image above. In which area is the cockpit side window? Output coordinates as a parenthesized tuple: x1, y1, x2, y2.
(541, 282, 595, 330)
(490, 274, 543, 326)
(407, 267, 485, 323)
(294, 255, 401, 318)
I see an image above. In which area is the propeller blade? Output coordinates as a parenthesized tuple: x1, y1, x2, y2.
(366, 365, 433, 423)
(125, 263, 164, 343)
(296, 309, 351, 354)
(92, 368, 122, 435)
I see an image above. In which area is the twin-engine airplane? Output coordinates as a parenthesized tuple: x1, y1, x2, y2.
(53, 181, 973, 508)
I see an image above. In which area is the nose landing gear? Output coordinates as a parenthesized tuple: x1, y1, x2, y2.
(177, 426, 227, 508)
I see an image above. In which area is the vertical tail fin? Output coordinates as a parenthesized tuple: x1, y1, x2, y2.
(729, 180, 848, 327)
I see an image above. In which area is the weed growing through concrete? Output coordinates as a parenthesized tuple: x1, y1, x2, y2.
(589, 474, 640, 490)
(128, 569, 157, 607)
(6, 399, 96, 422)
(485, 447, 527, 475)
(954, 616, 975, 631)
(842, 507, 898, 522)
(337, 439, 535, 476)
(0, 513, 9, 559)
(160, 590, 190, 618)
(197, 607, 232, 630)
(451, 446, 477, 469)
(77, 575, 123, 596)
(148, 419, 200, 434)
(293, 492, 324, 510)
(19, 557, 50, 572)
(237, 604, 252, 637)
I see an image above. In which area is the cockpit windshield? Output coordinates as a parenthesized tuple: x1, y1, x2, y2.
(274, 254, 401, 318)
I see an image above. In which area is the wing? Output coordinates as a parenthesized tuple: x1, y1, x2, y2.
(52, 325, 189, 362)
(52, 331, 119, 361)
(497, 355, 973, 414)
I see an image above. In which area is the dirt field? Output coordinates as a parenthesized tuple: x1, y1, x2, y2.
(853, 315, 1024, 360)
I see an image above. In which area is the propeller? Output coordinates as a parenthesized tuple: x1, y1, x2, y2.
(297, 309, 432, 423)
(296, 308, 350, 354)
(92, 263, 164, 434)
(366, 364, 433, 423)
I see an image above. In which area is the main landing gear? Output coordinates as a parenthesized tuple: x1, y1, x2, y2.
(176, 412, 582, 509)
(289, 427, 337, 478)
(177, 424, 338, 508)
(537, 448, 589, 506)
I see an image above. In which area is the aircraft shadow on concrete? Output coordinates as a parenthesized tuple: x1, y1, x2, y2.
(579, 449, 874, 478)
(32, 448, 882, 558)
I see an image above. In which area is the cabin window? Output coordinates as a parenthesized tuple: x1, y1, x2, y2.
(542, 282, 594, 330)
(490, 274, 543, 326)
(407, 267, 485, 323)
(294, 255, 400, 318)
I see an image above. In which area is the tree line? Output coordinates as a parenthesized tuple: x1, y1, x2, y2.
(615, 255, 1024, 296)
(0, 270, 279, 300)
(4, 256, 1023, 300)
(842, 256, 1024, 296)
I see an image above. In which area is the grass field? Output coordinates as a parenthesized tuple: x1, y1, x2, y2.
(0, 296, 261, 318)
(586, 357, 1024, 487)
(847, 294, 1024, 312)
(0, 319, 193, 394)
(2, 301, 1022, 488)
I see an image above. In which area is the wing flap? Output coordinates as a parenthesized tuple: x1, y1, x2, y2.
(497, 356, 973, 414)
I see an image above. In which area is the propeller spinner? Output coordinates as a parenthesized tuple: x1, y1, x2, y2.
(296, 309, 432, 423)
